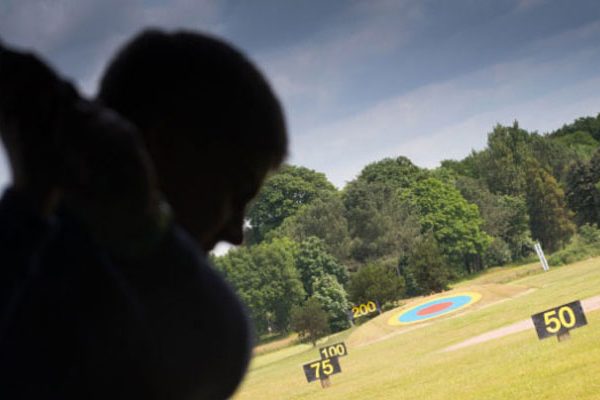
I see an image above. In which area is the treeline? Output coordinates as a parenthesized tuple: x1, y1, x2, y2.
(213, 114, 600, 337)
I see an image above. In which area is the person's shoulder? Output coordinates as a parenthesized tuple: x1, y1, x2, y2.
(0, 188, 55, 238)
(157, 224, 211, 268)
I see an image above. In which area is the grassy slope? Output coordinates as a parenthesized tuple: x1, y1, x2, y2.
(233, 257, 600, 400)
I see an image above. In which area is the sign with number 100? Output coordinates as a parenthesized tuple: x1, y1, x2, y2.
(531, 300, 587, 340)
(319, 342, 348, 359)
(302, 356, 342, 382)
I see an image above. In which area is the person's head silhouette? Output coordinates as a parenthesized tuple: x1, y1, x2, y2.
(97, 29, 287, 251)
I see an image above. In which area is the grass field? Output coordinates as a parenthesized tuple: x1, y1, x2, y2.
(233, 257, 600, 399)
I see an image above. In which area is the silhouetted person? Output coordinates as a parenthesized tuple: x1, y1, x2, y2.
(98, 29, 287, 251)
(0, 28, 286, 399)
(97, 29, 287, 398)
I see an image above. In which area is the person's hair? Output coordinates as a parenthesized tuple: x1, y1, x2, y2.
(97, 28, 287, 173)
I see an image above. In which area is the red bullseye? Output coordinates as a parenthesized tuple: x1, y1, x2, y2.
(417, 301, 452, 316)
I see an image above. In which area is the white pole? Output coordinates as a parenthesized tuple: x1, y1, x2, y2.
(534, 242, 549, 271)
(541, 248, 549, 272)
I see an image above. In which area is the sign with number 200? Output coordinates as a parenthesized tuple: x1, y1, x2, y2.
(350, 300, 379, 320)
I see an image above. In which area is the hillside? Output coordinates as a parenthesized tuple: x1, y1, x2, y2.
(234, 257, 600, 400)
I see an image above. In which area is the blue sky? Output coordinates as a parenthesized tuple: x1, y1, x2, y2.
(2, 0, 600, 189)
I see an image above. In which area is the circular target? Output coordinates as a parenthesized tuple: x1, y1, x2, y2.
(388, 292, 481, 326)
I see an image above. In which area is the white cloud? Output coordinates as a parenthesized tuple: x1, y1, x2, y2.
(0, 0, 92, 51)
(142, 0, 222, 30)
(516, 0, 547, 12)
(2, 0, 600, 195)
(0, 0, 224, 94)
(255, 0, 422, 132)
(0, 0, 225, 189)
(290, 48, 600, 188)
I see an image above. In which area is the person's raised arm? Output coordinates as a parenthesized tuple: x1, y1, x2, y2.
(0, 41, 167, 256)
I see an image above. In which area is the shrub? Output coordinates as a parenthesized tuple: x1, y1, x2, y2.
(579, 224, 600, 245)
(484, 238, 512, 267)
(290, 297, 330, 346)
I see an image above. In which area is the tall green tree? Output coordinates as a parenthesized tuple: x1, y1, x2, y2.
(497, 195, 533, 260)
(565, 160, 600, 226)
(402, 177, 491, 273)
(357, 156, 425, 190)
(347, 260, 405, 305)
(481, 122, 533, 196)
(530, 133, 597, 184)
(590, 148, 600, 181)
(251, 238, 306, 331)
(246, 165, 337, 244)
(270, 193, 352, 261)
(440, 150, 487, 180)
(212, 247, 266, 331)
(342, 156, 424, 266)
(290, 297, 330, 346)
(294, 236, 348, 296)
(455, 176, 532, 261)
(551, 113, 600, 142)
(213, 238, 305, 333)
(526, 165, 576, 252)
(402, 232, 450, 295)
(552, 131, 598, 162)
(343, 180, 421, 265)
(311, 274, 351, 332)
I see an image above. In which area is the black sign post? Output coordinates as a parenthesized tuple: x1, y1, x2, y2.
(349, 300, 380, 321)
(531, 300, 588, 342)
(302, 356, 342, 384)
(319, 342, 348, 359)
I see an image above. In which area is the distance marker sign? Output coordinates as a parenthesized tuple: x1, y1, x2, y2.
(303, 357, 341, 382)
(319, 342, 348, 359)
(531, 300, 587, 340)
(350, 300, 380, 320)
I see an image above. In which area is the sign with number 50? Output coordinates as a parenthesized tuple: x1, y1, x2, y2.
(531, 300, 587, 340)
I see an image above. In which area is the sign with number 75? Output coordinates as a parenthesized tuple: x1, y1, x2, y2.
(302, 356, 342, 382)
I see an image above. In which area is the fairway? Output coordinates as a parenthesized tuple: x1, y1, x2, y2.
(233, 257, 600, 399)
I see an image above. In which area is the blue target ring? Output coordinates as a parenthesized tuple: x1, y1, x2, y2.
(388, 292, 482, 326)
(398, 296, 470, 323)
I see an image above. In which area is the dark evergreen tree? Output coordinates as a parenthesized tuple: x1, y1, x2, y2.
(402, 177, 491, 273)
(311, 274, 351, 332)
(455, 176, 532, 261)
(481, 122, 533, 196)
(294, 236, 348, 296)
(246, 165, 337, 243)
(526, 165, 576, 252)
(213, 237, 305, 334)
(565, 160, 600, 226)
(343, 179, 421, 266)
(551, 113, 600, 142)
(271, 194, 352, 261)
(290, 297, 330, 346)
(357, 156, 425, 190)
(404, 233, 450, 294)
(347, 260, 405, 305)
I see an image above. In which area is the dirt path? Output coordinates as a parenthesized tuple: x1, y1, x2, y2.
(441, 295, 600, 352)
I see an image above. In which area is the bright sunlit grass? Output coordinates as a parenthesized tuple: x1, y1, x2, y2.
(233, 257, 600, 400)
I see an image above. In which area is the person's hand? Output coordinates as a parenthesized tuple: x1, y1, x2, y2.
(0, 41, 166, 255)
(59, 98, 166, 255)
(0, 41, 75, 216)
